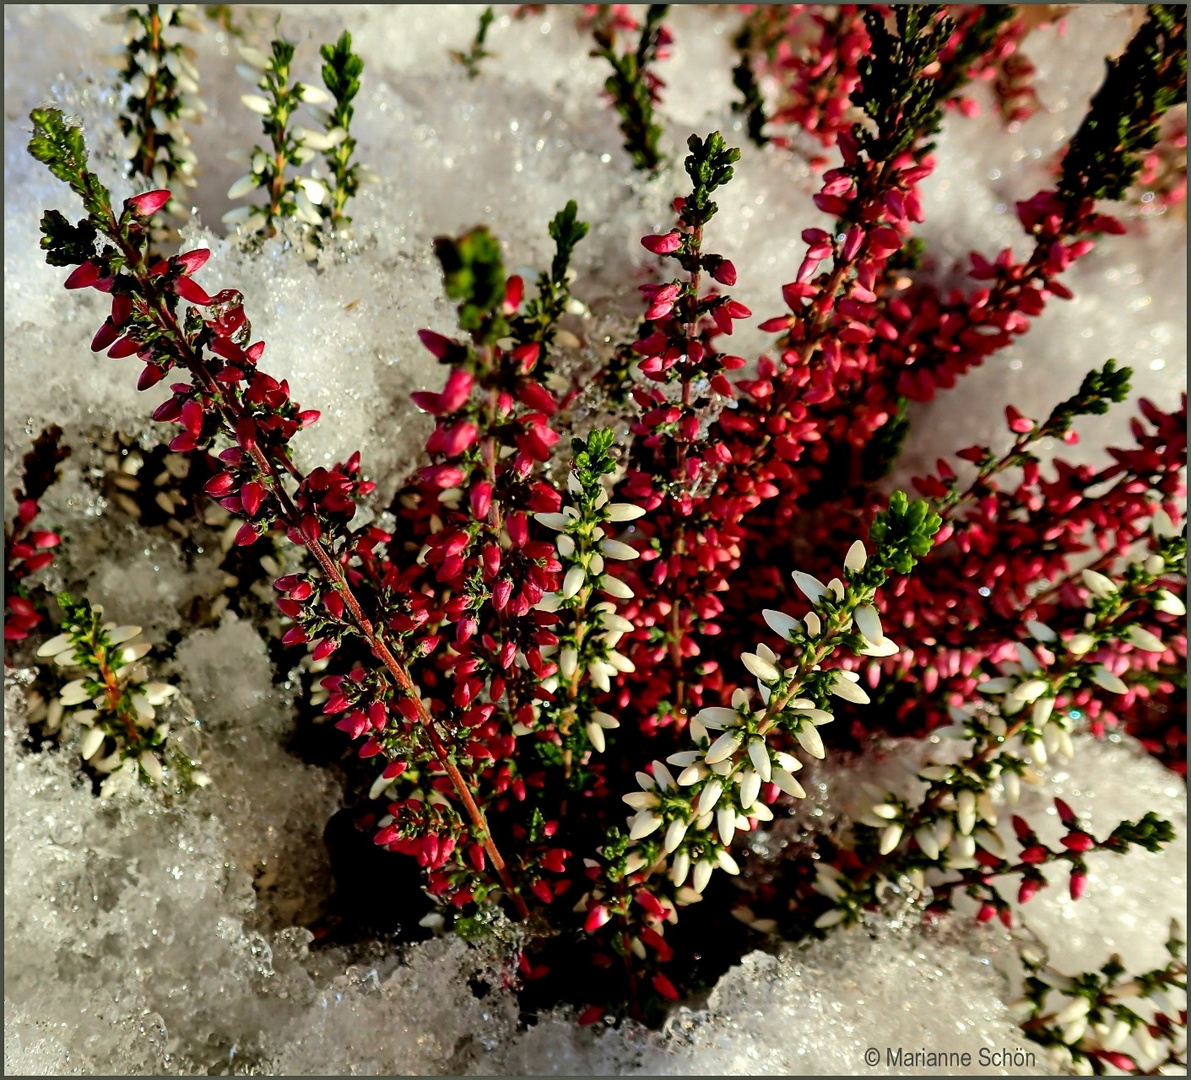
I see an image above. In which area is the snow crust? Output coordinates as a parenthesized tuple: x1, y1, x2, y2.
(4, 4, 1186, 1075)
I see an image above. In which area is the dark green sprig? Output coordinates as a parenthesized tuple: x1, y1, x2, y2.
(1060, 4, 1188, 202)
(590, 4, 670, 174)
(28, 107, 112, 219)
(679, 132, 739, 231)
(451, 6, 496, 79)
(318, 30, 366, 229)
(511, 201, 590, 353)
(866, 490, 943, 578)
(731, 55, 769, 148)
(852, 6, 956, 160)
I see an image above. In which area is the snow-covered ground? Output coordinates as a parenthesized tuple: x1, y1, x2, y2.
(4, 5, 1186, 1074)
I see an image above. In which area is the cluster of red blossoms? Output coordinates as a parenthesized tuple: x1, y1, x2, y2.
(21, 3, 1185, 1033)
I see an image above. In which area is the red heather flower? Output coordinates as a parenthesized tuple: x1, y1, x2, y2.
(1069, 868, 1088, 900)
(127, 188, 172, 216)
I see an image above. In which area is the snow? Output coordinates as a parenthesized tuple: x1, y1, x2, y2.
(4, 4, 1186, 1075)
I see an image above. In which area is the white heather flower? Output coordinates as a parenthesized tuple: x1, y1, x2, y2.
(628, 812, 663, 840)
(742, 651, 781, 684)
(534, 512, 571, 531)
(1055, 997, 1091, 1026)
(956, 790, 977, 836)
(977, 676, 1015, 694)
(1144, 553, 1165, 576)
(1011, 678, 1049, 704)
(696, 779, 723, 816)
(670, 850, 690, 887)
(586, 721, 606, 752)
(663, 817, 688, 854)
(227, 173, 258, 200)
(803, 611, 822, 637)
(667, 750, 700, 768)
(915, 827, 940, 860)
(1081, 568, 1118, 598)
(814, 908, 846, 929)
(297, 82, 331, 104)
(828, 671, 870, 704)
(599, 574, 633, 599)
(694, 707, 738, 731)
(716, 850, 741, 875)
(792, 571, 828, 604)
(762, 609, 799, 640)
(1126, 626, 1165, 653)
(827, 577, 845, 601)
(606, 502, 646, 522)
(844, 540, 867, 572)
(870, 803, 899, 820)
(1032, 696, 1056, 727)
(79, 726, 105, 760)
(853, 604, 883, 644)
(677, 764, 708, 786)
(240, 93, 272, 114)
(652, 760, 677, 791)
(879, 823, 903, 855)
(1003, 770, 1020, 805)
(238, 44, 270, 69)
(739, 769, 761, 810)
(139, 751, 165, 783)
(772, 768, 805, 798)
(606, 650, 635, 673)
(747, 739, 771, 782)
(561, 566, 585, 600)
(692, 860, 714, 894)
(974, 827, 1005, 857)
(705, 730, 743, 765)
(1091, 666, 1129, 694)
(59, 680, 92, 706)
(857, 637, 899, 657)
(1152, 507, 1177, 537)
(716, 806, 736, 846)
(794, 723, 824, 759)
(600, 539, 638, 561)
(1154, 589, 1186, 616)
(1066, 633, 1096, 655)
(36, 632, 73, 657)
(1015, 643, 1041, 673)
(1026, 619, 1057, 642)
(558, 647, 578, 680)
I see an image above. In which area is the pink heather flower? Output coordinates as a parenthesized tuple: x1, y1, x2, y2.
(127, 188, 172, 216)
(641, 232, 682, 254)
(64, 262, 101, 290)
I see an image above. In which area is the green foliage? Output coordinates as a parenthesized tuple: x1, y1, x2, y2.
(512, 201, 591, 353)
(319, 30, 366, 227)
(590, 4, 669, 173)
(1104, 811, 1176, 854)
(866, 491, 943, 577)
(680, 131, 740, 230)
(38, 210, 98, 268)
(852, 6, 956, 159)
(731, 54, 769, 148)
(1043, 359, 1133, 436)
(572, 428, 618, 480)
(1060, 4, 1188, 202)
(451, 6, 496, 79)
(434, 227, 508, 338)
(28, 107, 111, 218)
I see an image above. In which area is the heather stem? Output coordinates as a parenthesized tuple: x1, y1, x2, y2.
(110, 215, 528, 918)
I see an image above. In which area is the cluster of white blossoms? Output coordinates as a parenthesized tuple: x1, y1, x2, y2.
(534, 469, 643, 753)
(105, 5, 205, 210)
(223, 42, 379, 240)
(619, 538, 903, 904)
(26, 603, 209, 795)
(840, 509, 1185, 901)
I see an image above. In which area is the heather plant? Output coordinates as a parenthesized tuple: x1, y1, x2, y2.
(108, 3, 205, 239)
(17, 2, 1188, 1058)
(224, 33, 373, 245)
(27, 594, 208, 796)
